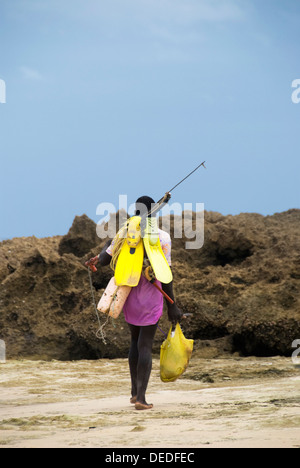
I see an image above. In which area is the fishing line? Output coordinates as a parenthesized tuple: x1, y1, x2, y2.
(87, 267, 108, 344)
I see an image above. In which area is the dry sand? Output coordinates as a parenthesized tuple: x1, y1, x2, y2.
(0, 356, 299, 448)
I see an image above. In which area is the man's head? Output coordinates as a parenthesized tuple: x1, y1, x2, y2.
(135, 196, 155, 217)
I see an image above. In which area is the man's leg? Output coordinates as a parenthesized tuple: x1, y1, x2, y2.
(128, 324, 140, 401)
(136, 323, 158, 407)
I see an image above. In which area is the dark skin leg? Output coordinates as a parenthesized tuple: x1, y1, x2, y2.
(128, 322, 158, 405)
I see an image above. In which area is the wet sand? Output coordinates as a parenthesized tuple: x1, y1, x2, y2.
(0, 356, 299, 448)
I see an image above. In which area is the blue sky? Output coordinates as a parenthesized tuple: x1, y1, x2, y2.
(0, 0, 299, 239)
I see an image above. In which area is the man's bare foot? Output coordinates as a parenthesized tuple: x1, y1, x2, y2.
(135, 401, 153, 410)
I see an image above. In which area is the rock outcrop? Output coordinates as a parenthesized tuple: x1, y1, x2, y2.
(0, 209, 299, 360)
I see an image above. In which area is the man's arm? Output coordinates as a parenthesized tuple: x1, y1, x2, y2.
(161, 280, 183, 324)
(98, 239, 112, 266)
(85, 239, 112, 269)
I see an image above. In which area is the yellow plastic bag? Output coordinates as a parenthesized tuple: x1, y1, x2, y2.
(160, 323, 194, 383)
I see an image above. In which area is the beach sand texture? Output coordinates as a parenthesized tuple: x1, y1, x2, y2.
(0, 356, 299, 448)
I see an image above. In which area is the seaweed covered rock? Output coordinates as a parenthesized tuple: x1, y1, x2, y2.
(58, 214, 99, 257)
(0, 209, 299, 360)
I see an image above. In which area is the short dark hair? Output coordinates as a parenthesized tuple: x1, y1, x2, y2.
(135, 196, 155, 216)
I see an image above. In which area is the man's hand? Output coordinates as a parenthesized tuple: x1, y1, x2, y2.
(164, 192, 172, 203)
(167, 302, 183, 325)
(85, 256, 99, 272)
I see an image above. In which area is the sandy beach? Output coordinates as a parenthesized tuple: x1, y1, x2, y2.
(0, 355, 299, 449)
